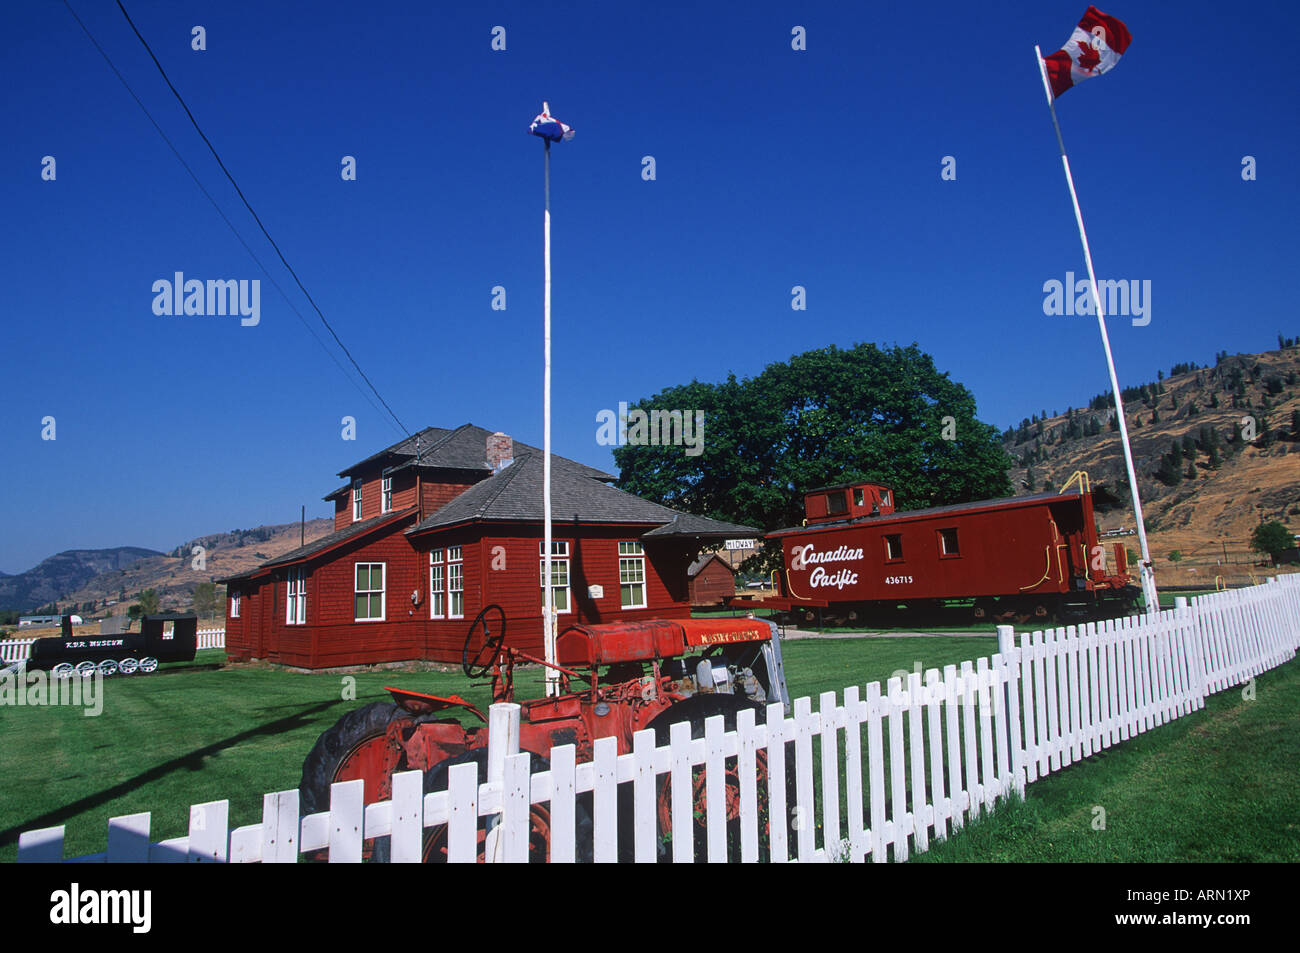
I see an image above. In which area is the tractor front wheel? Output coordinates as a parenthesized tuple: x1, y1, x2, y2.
(299, 701, 415, 860)
(420, 748, 592, 862)
(645, 694, 787, 863)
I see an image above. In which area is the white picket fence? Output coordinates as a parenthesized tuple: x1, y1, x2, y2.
(196, 627, 226, 650)
(15, 575, 1299, 863)
(0, 627, 224, 663)
(0, 639, 35, 663)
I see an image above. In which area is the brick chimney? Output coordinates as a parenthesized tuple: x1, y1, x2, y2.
(486, 432, 514, 473)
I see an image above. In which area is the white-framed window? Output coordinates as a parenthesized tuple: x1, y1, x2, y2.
(618, 541, 646, 609)
(448, 546, 464, 619)
(230, 591, 241, 619)
(286, 568, 307, 625)
(429, 549, 445, 619)
(355, 562, 385, 621)
(352, 478, 363, 522)
(939, 528, 960, 557)
(540, 541, 571, 614)
(381, 474, 392, 514)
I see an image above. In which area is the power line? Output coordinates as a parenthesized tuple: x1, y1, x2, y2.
(112, 0, 411, 438)
(60, 0, 400, 436)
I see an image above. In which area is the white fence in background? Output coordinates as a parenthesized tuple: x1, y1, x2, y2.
(0, 628, 224, 663)
(16, 575, 1299, 863)
(0, 639, 35, 664)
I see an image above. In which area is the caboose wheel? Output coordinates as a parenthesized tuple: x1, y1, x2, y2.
(97, 659, 118, 677)
(74, 661, 96, 678)
(462, 604, 507, 679)
(118, 658, 139, 675)
(52, 663, 74, 679)
(138, 657, 158, 673)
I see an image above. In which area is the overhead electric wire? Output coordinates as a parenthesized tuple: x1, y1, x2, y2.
(113, 0, 410, 437)
(60, 0, 402, 437)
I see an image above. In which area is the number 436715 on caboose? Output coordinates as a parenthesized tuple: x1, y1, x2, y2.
(761, 475, 1139, 626)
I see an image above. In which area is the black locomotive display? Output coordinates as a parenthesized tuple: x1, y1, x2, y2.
(27, 613, 198, 677)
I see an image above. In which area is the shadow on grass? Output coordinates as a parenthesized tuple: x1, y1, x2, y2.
(0, 698, 345, 848)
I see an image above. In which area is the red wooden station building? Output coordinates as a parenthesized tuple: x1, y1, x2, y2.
(220, 425, 757, 668)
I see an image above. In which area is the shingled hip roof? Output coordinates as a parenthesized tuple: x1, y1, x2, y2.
(406, 452, 760, 540)
(337, 423, 613, 481)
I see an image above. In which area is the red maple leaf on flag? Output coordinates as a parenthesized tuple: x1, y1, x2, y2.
(1076, 42, 1101, 71)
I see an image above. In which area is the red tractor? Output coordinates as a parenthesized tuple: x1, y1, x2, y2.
(299, 605, 791, 861)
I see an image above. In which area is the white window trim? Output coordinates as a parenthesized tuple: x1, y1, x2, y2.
(429, 549, 445, 619)
(230, 592, 241, 619)
(618, 541, 647, 609)
(352, 479, 363, 522)
(447, 546, 464, 620)
(355, 562, 386, 621)
(286, 568, 307, 625)
(381, 474, 392, 514)
(540, 540, 572, 615)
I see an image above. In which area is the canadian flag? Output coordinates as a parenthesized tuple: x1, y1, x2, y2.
(1043, 6, 1132, 99)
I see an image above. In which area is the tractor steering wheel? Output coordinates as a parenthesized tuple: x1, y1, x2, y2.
(462, 604, 507, 678)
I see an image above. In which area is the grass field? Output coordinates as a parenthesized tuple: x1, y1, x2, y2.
(913, 656, 1300, 863)
(3, 634, 1293, 863)
(0, 635, 995, 861)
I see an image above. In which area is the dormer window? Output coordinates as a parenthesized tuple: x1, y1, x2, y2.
(826, 491, 848, 516)
(352, 479, 362, 522)
(381, 474, 392, 514)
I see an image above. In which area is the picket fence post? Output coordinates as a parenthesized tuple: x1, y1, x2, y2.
(484, 702, 522, 863)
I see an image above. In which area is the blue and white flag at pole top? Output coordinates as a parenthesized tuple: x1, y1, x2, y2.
(529, 102, 575, 142)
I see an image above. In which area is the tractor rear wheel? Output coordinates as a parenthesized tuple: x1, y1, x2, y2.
(299, 701, 415, 860)
(645, 694, 787, 862)
(419, 748, 592, 862)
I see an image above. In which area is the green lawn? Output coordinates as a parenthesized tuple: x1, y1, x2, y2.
(6, 635, 1290, 863)
(0, 636, 995, 861)
(912, 656, 1300, 863)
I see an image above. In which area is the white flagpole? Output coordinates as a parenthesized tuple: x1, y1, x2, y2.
(542, 130, 558, 695)
(1035, 46, 1159, 615)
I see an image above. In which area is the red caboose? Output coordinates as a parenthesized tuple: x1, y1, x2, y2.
(764, 480, 1136, 625)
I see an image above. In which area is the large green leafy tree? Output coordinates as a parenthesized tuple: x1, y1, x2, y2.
(613, 343, 1012, 537)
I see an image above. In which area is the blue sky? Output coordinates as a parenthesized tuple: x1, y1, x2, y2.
(2, 0, 1297, 572)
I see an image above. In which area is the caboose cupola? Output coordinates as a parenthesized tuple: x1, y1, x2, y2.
(803, 482, 896, 524)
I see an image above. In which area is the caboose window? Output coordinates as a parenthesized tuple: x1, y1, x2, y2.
(826, 491, 848, 516)
(884, 535, 903, 561)
(352, 479, 362, 522)
(853, 488, 865, 507)
(880, 490, 891, 507)
(939, 528, 960, 556)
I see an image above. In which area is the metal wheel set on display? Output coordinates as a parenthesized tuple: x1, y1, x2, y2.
(49, 656, 159, 679)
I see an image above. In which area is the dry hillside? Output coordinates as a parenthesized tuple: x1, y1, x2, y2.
(60, 519, 334, 621)
(1002, 345, 1300, 587)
